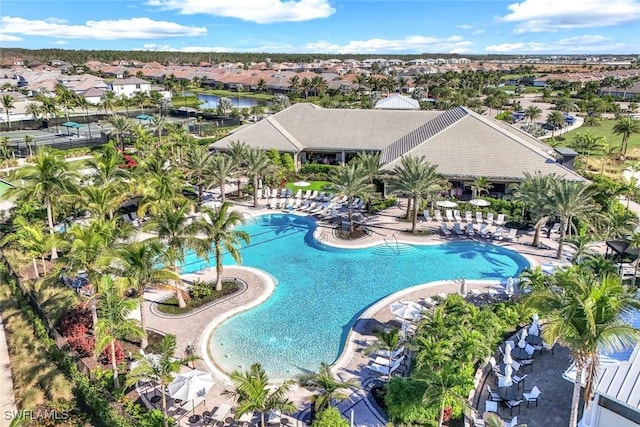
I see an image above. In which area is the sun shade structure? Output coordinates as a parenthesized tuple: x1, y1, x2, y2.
(136, 114, 153, 121)
(61, 121, 82, 136)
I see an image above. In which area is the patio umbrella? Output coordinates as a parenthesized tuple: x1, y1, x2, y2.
(504, 342, 513, 365)
(503, 364, 514, 387)
(167, 370, 215, 415)
(293, 181, 310, 187)
(505, 277, 515, 295)
(469, 198, 491, 207)
(390, 301, 423, 321)
(436, 200, 458, 208)
(529, 313, 540, 336)
(518, 328, 528, 349)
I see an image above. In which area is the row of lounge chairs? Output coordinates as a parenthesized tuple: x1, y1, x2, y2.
(440, 222, 518, 241)
(260, 188, 324, 200)
(425, 209, 506, 226)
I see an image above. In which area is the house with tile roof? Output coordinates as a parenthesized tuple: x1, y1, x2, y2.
(211, 103, 585, 193)
(106, 77, 151, 98)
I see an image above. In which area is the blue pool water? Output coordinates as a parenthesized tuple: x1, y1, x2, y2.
(181, 214, 529, 378)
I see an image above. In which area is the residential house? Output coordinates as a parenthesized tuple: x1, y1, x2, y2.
(106, 77, 151, 98)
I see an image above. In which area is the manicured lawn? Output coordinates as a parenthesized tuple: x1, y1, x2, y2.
(562, 119, 640, 153)
(286, 180, 331, 192)
(156, 281, 240, 315)
(191, 88, 274, 101)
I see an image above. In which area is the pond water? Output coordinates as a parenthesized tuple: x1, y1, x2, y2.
(191, 93, 271, 109)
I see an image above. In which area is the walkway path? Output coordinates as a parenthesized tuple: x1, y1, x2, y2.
(0, 315, 17, 427)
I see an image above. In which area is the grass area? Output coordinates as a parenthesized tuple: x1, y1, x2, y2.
(286, 180, 332, 192)
(499, 73, 539, 80)
(171, 95, 204, 109)
(562, 119, 640, 152)
(156, 280, 240, 315)
(499, 85, 544, 93)
(191, 88, 275, 101)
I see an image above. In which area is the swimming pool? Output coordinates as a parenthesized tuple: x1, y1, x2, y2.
(181, 214, 529, 378)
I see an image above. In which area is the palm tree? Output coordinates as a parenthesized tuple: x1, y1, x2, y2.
(7, 149, 78, 259)
(207, 153, 235, 203)
(298, 362, 358, 413)
(197, 203, 250, 291)
(150, 114, 167, 147)
(0, 216, 51, 278)
(223, 363, 296, 427)
(613, 116, 640, 156)
(94, 275, 144, 389)
(79, 185, 128, 220)
(329, 163, 372, 236)
(420, 365, 473, 427)
(227, 141, 249, 195)
(525, 105, 542, 123)
(572, 131, 605, 168)
(514, 172, 555, 247)
(470, 176, 492, 199)
(245, 148, 273, 208)
(105, 114, 132, 150)
(547, 111, 566, 138)
(354, 151, 383, 184)
(110, 240, 181, 348)
(126, 334, 195, 427)
(526, 269, 640, 427)
(364, 327, 402, 380)
(85, 142, 130, 186)
(547, 179, 595, 260)
(388, 156, 441, 233)
(54, 83, 76, 123)
(26, 102, 42, 122)
(99, 91, 117, 115)
(1, 94, 15, 129)
(143, 202, 200, 307)
(183, 145, 214, 203)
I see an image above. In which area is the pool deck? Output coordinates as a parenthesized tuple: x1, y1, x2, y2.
(142, 201, 592, 426)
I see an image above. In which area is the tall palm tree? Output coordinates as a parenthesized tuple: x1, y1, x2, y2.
(329, 163, 372, 236)
(150, 114, 167, 147)
(54, 83, 76, 123)
(364, 327, 403, 380)
(184, 145, 214, 203)
(110, 240, 181, 348)
(514, 172, 555, 247)
(470, 176, 492, 199)
(26, 101, 42, 122)
(126, 334, 197, 427)
(135, 158, 188, 216)
(197, 203, 250, 291)
(526, 269, 640, 427)
(79, 185, 128, 221)
(85, 142, 130, 187)
(245, 148, 273, 208)
(298, 362, 358, 413)
(525, 105, 542, 123)
(105, 114, 132, 150)
(420, 365, 473, 427)
(223, 363, 296, 427)
(0, 216, 51, 278)
(613, 116, 640, 156)
(547, 111, 566, 138)
(7, 149, 78, 259)
(143, 202, 200, 307)
(547, 179, 595, 260)
(99, 91, 117, 115)
(1, 94, 15, 129)
(94, 275, 144, 389)
(354, 151, 383, 185)
(207, 153, 235, 203)
(227, 141, 249, 196)
(388, 156, 441, 233)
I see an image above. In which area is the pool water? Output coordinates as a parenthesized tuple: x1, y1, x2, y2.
(181, 214, 529, 378)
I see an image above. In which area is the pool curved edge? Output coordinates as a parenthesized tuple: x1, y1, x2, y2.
(199, 266, 277, 386)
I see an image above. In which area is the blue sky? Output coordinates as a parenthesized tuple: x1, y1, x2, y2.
(1, 0, 639, 54)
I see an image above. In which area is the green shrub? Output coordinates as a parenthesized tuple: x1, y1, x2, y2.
(311, 407, 349, 427)
(371, 197, 397, 213)
(189, 279, 213, 299)
(300, 163, 337, 175)
(385, 378, 436, 425)
(281, 153, 295, 172)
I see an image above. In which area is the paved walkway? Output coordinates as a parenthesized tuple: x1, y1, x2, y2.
(0, 315, 17, 427)
(142, 201, 582, 426)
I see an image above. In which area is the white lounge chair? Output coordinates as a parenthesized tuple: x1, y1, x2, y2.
(453, 223, 465, 236)
(492, 226, 505, 240)
(549, 222, 561, 234)
(502, 228, 518, 241)
(478, 223, 489, 238)
(446, 209, 455, 222)
(496, 213, 506, 226)
(294, 189, 302, 199)
(303, 190, 312, 199)
(441, 223, 452, 237)
(310, 190, 319, 200)
(211, 404, 232, 423)
(423, 210, 432, 221)
(484, 212, 494, 225)
(466, 223, 475, 237)
(376, 346, 405, 359)
(475, 212, 483, 223)
(454, 210, 462, 222)
(367, 356, 404, 376)
(464, 211, 473, 223)
(434, 210, 444, 222)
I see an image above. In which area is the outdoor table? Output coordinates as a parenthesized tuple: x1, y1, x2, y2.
(188, 414, 200, 423)
(510, 347, 531, 360)
(526, 335, 543, 346)
(498, 386, 518, 401)
(150, 395, 161, 403)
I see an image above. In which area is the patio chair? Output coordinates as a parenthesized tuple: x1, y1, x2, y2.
(486, 385, 502, 402)
(492, 226, 506, 240)
(549, 222, 561, 234)
(525, 344, 535, 356)
(484, 212, 494, 225)
(271, 189, 279, 198)
(454, 210, 462, 222)
(367, 357, 404, 376)
(512, 373, 527, 389)
(211, 404, 232, 423)
(543, 341, 556, 355)
(485, 400, 499, 413)
(303, 190, 312, 199)
(441, 223, 452, 238)
(294, 189, 302, 199)
(446, 209, 455, 222)
(434, 210, 444, 222)
(520, 358, 534, 371)
(504, 399, 522, 415)
(423, 210, 432, 221)
(478, 223, 489, 238)
(471, 409, 486, 427)
(465, 211, 473, 223)
(523, 386, 541, 407)
(502, 228, 518, 242)
(310, 190, 319, 200)
(505, 416, 519, 427)
(453, 223, 465, 236)
(496, 213, 506, 226)
(475, 212, 483, 223)
(376, 346, 405, 359)
(466, 223, 475, 237)
(510, 360, 521, 372)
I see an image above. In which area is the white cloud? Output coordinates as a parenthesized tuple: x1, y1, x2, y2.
(0, 34, 23, 42)
(456, 24, 473, 30)
(44, 17, 68, 24)
(146, 0, 335, 24)
(485, 34, 627, 52)
(137, 44, 233, 52)
(304, 35, 473, 54)
(0, 16, 206, 40)
(500, 0, 640, 33)
(472, 29, 486, 35)
(51, 40, 68, 45)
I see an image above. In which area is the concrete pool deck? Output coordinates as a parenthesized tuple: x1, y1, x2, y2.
(142, 202, 588, 426)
